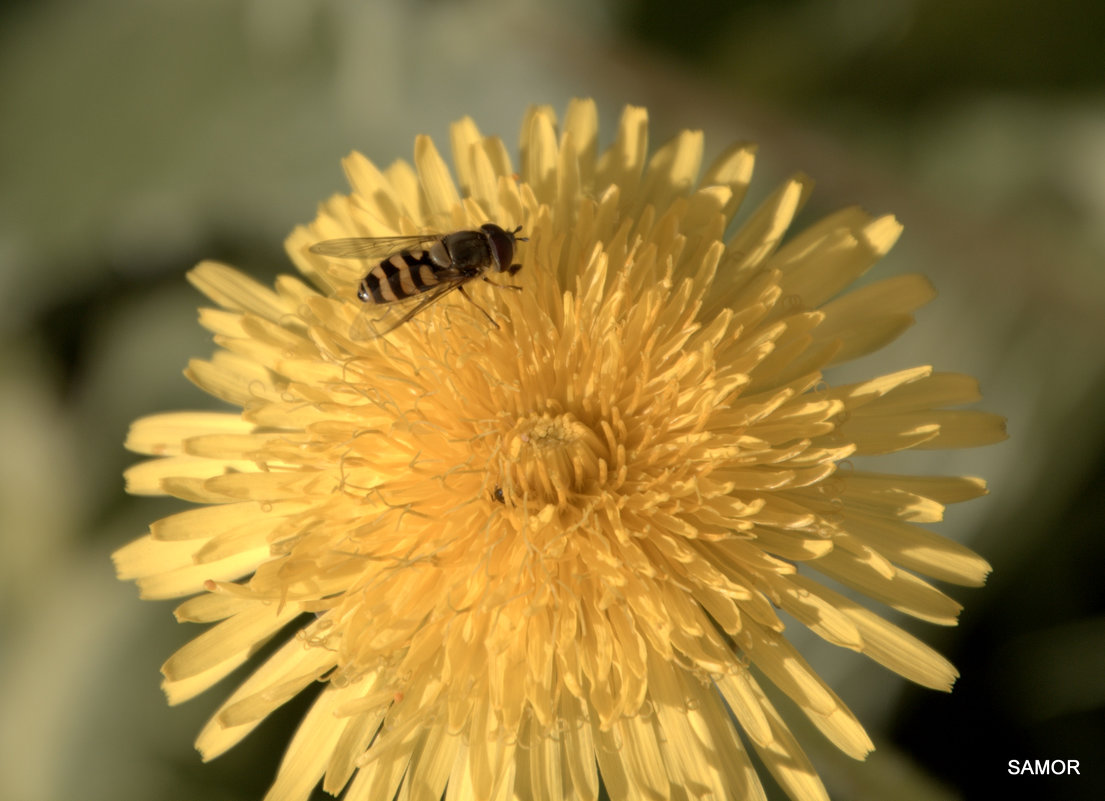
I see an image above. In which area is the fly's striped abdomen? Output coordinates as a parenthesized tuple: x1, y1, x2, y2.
(360, 250, 450, 303)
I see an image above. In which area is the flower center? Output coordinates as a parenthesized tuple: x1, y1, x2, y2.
(504, 412, 607, 506)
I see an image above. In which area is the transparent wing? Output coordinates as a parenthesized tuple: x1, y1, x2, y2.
(310, 234, 443, 259)
(350, 279, 468, 340)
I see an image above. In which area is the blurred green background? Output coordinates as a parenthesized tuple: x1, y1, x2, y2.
(1, 1, 1103, 799)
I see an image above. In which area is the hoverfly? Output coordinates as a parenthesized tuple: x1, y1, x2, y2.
(309, 223, 527, 339)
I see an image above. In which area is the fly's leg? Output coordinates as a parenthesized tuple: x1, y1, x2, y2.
(482, 276, 523, 292)
(456, 284, 500, 329)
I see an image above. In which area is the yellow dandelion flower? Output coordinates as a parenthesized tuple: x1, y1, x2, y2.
(115, 99, 1007, 801)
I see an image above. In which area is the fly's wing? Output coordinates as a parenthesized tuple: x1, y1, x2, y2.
(350, 277, 468, 340)
(309, 234, 443, 259)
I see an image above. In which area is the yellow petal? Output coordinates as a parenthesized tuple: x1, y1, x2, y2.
(562, 97, 599, 187)
(123, 455, 257, 495)
(134, 544, 270, 599)
(743, 675, 830, 801)
(523, 107, 560, 208)
(639, 128, 703, 212)
(342, 151, 404, 228)
(805, 699, 874, 761)
(162, 602, 303, 682)
(323, 705, 386, 795)
(815, 545, 964, 625)
(817, 274, 936, 362)
(595, 105, 649, 198)
(449, 116, 483, 197)
(415, 134, 461, 222)
(772, 211, 901, 308)
(185, 351, 280, 407)
(818, 586, 960, 690)
(395, 723, 460, 801)
(712, 176, 811, 310)
(195, 631, 343, 760)
(702, 140, 756, 218)
(263, 688, 350, 801)
(778, 576, 863, 649)
(188, 261, 289, 320)
(843, 510, 992, 585)
(715, 671, 772, 748)
(559, 692, 599, 801)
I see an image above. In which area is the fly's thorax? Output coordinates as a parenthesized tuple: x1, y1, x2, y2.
(441, 230, 495, 274)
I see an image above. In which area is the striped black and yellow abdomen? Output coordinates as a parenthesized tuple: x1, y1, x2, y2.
(358, 245, 457, 304)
